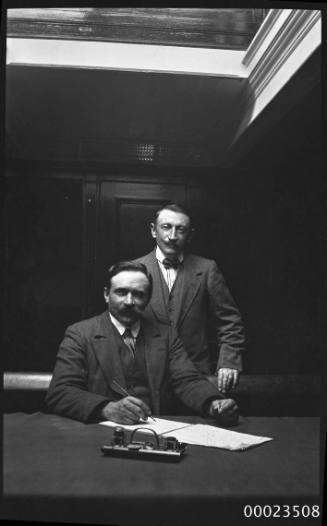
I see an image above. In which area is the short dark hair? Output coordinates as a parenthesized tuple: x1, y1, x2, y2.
(104, 261, 153, 298)
(154, 203, 191, 226)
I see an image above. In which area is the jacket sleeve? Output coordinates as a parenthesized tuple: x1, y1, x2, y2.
(168, 330, 223, 414)
(207, 260, 245, 371)
(46, 325, 110, 423)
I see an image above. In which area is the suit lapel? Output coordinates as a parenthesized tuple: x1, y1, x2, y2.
(142, 319, 167, 404)
(144, 250, 202, 328)
(175, 255, 202, 328)
(145, 250, 170, 323)
(92, 312, 127, 395)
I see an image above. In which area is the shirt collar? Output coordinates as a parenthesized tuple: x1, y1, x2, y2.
(109, 312, 140, 338)
(156, 245, 184, 264)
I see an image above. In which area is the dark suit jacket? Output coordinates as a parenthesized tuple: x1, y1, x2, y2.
(46, 311, 222, 423)
(135, 250, 245, 374)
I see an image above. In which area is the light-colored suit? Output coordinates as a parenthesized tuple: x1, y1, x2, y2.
(135, 251, 245, 374)
(46, 311, 222, 423)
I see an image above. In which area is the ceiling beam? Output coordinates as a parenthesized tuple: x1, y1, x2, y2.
(6, 38, 246, 77)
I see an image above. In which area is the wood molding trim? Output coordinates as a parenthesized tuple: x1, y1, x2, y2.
(247, 10, 321, 97)
(242, 9, 282, 68)
(233, 9, 321, 143)
(4, 371, 320, 395)
(6, 37, 246, 77)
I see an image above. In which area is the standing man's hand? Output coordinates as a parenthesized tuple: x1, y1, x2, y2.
(209, 398, 239, 427)
(217, 368, 239, 393)
(101, 396, 152, 424)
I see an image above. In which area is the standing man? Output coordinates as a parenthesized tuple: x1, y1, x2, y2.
(46, 261, 239, 425)
(135, 204, 245, 394)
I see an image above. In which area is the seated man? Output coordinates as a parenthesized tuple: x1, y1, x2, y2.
(46, 261, 239, 426)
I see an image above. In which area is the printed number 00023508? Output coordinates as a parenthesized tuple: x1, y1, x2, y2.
(243, 504, 320, 519)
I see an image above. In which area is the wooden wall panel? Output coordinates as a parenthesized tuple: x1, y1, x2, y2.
(7, 8, 268, 50)
(6, 66, 247, 168)
(3, 177, 83, 371)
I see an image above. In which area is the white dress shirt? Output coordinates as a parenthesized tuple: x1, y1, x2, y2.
(156, 246, 183, 292)
(109, 313, 140, 340)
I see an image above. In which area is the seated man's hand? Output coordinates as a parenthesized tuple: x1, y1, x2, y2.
(217, 368, 239, 393)
(209, 398, 239, 427)
(101, 396, 152, 424)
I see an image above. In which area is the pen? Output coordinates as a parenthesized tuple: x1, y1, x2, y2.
(112, 379, 157, 422)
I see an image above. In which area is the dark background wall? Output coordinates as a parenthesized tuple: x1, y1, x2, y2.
(203, 82, 323, 374)
(3, 177, 83, 370)
(3, 54, 323, 376)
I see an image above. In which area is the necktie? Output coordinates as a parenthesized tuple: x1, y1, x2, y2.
(162, 257, 180, 269)
(123, 328, 136, 359)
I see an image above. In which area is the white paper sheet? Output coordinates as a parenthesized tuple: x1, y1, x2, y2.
(166, 424, 273, 451)
(99, 417, 190, 435)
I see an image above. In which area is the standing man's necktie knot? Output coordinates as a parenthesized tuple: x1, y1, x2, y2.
(162, 257, 180, 269)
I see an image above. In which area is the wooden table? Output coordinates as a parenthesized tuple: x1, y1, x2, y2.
(2, 413, 322, 525)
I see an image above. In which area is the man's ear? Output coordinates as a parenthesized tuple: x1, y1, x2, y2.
(187, 228, 195, 244)
(150, 222, 157, 239)
(103, 287, 109, 303)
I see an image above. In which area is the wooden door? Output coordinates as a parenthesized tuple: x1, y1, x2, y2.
(84, 178, 187, 315)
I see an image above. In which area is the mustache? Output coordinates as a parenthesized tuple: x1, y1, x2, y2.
(120, 306, 138, 314)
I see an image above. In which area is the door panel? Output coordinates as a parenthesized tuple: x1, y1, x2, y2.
(88, 179, 186, 315)
(116, 198, 167, 260)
